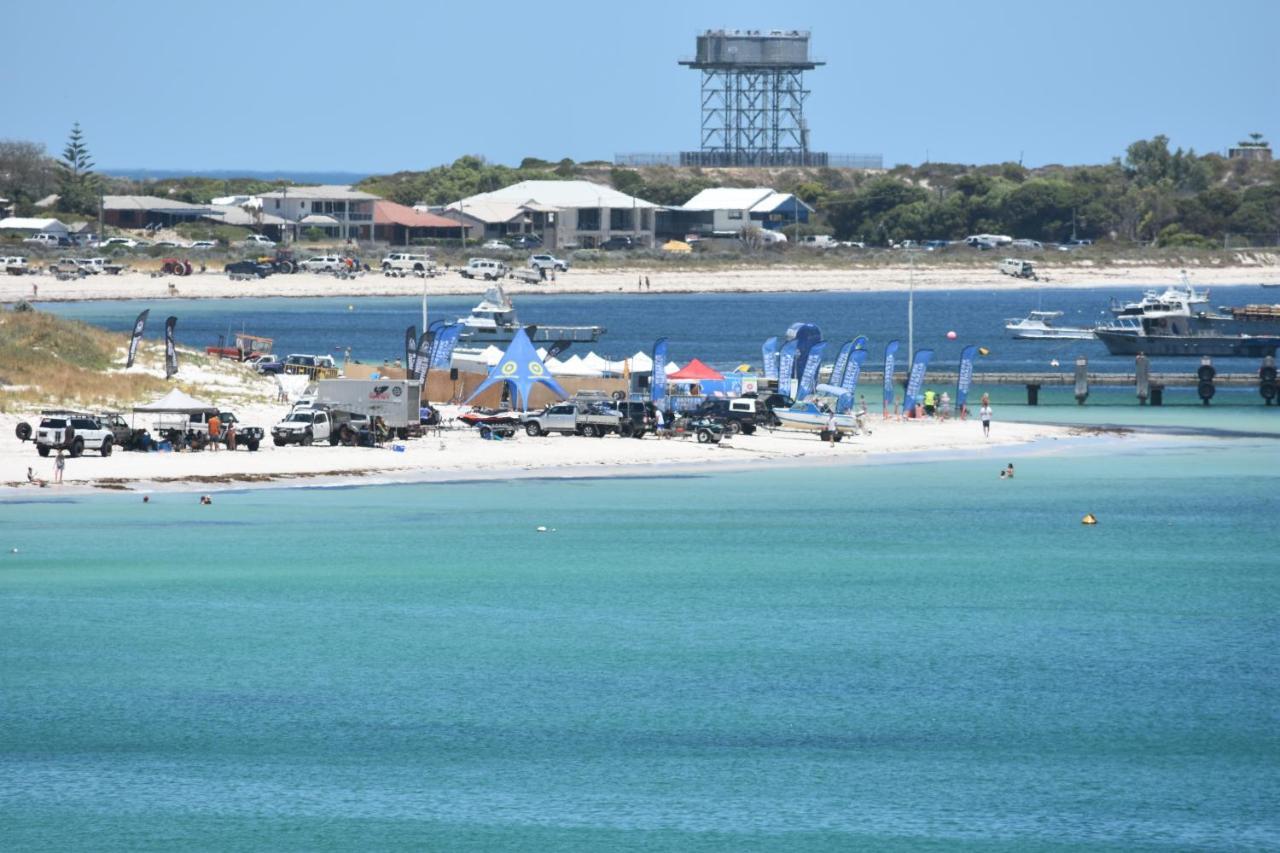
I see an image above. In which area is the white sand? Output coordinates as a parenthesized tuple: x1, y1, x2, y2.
(1, 398, 1105, 495)
(3, 259, 1277, 303)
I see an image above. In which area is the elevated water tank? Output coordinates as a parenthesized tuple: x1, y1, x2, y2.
(685, 29, 821, 69)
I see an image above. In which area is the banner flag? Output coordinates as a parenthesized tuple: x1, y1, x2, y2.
(545, 339, 573, 362)
(836, 392, 854, 414)
(126, 309, 149, 369)
(791, 323, 822, 388)
(883, 339, 900, 409)
(902, 349, 935, 414)
(415, 331, 434, 383)
(164, 316, 178, 379)
(777, 340, 799, 396)
(651, 337, 669, 407)
(404, 325, 418, 379)
(853, 335, 868, 351)
(841, 349, 868, 395)
(762, 336, 780, 381)
(429, 323, 462, 369)
(830, 340, 854, 388)
(956, 345, 979, 411)
(797, 340, 827, 399)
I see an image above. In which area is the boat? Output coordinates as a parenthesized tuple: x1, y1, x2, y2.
(1108, 279, 1210, 316)
(1094, 300, 1280, 357)
(454, 285, 605, 346)
(1004, 311, 1095, 340)
(772, 401, 859, 433)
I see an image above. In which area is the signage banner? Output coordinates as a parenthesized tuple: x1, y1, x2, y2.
(415, 331, 434, 382)
(545, 339, 573, 362)
(429, 323, 461, 369)
(902, 349, 935, 414)
(853, 335, 868, 351)
(797, 340, 827, 399)
(883, 339, 900, 409)
(777, 340, 799, 395)
(841, 349, 868, 395)
(164, 316, 177, 378)
(651, 337, 669, 406)
(830, 340, 854, 388)
(404, 325, 418, 379)
(762, 336, 780, 381)
(956, 344, 979, 411)
(126, 309, 149, 369)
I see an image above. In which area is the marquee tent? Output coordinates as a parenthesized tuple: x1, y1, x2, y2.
(133, 388, 217, 413)
(667, 358, 724, 382)
(465, 327, 568, 409)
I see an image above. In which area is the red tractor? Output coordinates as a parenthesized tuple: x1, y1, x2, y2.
(160, 258, 194, 276)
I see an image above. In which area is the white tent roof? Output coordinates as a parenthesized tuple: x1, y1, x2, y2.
(455, 179, 658, 212)
(133, 388, 217, 413)
(665, 361, 681, 375)
(579, 352, 612, 372)
(0, 216, 68, 233)
(479, 345, 504, 366)
(629, 351, 653, 371)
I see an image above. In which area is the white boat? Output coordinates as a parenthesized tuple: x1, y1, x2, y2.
(772, 401, 859, 433)
(1004, 310, 1096, 340)
(455, 284, 605, 346)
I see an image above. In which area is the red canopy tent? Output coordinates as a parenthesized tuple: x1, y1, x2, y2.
(667, 358, 724, 381)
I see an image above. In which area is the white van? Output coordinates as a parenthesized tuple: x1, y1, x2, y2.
(798, 235, 838, 249)
(998, 258, 1037, 279)
(23, 233, 64, 247)
(460, 257, 507, 280)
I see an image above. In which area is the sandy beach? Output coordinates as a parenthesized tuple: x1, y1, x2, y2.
(4, 259, 1278, 303)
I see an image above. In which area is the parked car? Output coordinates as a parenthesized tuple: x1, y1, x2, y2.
(380, 252, 435, 273)
(599, 236, 641, 251)
(240, 234, 276, 248)
(271, 407, 370, 447)
(1011, 238, 1043, 250)
(298, 255, 343, 272)
(3, 256, 29, 275)
(100, 237, 141, 249)
(529, 253, 569, 272)
(224, 259, 274, 279)
(31, 412, 115, 457)
(22, 233, 67, 248)
(460, 257, 507, 280)
(283, 353, 337, 378)
(508, 234, 543, 249)
(998, 258, 1038, 279)
(152, 240, 187, 249)
(692, 397, 767, 435)
(254, 356, 285, 375)
(188, 240, 217, 250)
(522, 401, 624, 438)
(480, 239, 511, 251)
(1058, 239, 1094, 251)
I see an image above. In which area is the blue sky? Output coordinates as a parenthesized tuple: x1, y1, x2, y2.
(8, 0, 1277, 173)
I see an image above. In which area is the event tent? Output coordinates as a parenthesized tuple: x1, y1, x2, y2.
(667, 358, 724, 382)
(465, 328, 568, 409)
(133, 388, 217, 413)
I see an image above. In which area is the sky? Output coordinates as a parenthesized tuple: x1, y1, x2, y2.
(7, 0, 1277, 175)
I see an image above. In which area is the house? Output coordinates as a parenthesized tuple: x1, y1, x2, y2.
(0, 216, 70, 236)
(434, 199, 532, 242)
(103, 196, 212, 229)
(204, 205, 290, 241)
(1229, 134, 1272, 163)
(660, 187, 813, 240)
(256, 185, 379, 241)
(373, 201, 467, 244)
(446, 180, 659, 250)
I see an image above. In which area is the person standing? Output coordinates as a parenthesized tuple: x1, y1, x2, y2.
(939, 391, 951, 421)
(980, 400, 993, 438)
(826, 410, 838, 445)
(54, 448, 65, 485)
(208, 412, 221, 452)
(653, 406, 666, 438)
(225, 422, 237, 451)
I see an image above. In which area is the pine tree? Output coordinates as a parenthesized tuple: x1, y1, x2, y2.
(56, 122, 99, 215)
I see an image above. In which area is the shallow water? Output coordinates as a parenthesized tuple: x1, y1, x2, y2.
(2, 441, 1277, 849)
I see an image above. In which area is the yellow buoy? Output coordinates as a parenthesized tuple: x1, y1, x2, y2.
(1082, 513, 1097, 525)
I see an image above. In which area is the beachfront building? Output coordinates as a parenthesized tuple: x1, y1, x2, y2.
(433, 199, 531, 242)
(204, 205, 290, 242)
(256, 186, 379, 241)
(102, 196, 213, 229)
(373, 200, 467, 244)
(444, 180, 658, 250)
(658, 187, 813, 241)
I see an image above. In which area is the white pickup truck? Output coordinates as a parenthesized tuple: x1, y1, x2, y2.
(271, 407, 371, 446)
(522, 400, 623, 437)
(380, 253, 437, 276)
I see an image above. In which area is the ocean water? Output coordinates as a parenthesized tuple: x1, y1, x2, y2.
(40, 284, 1280, 375)
(2, 439, 1277, 850)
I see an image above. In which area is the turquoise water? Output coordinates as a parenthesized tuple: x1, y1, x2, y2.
(2, 441, 1278, 850)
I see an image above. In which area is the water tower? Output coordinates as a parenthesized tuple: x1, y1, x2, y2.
(679, 29, 825, 167)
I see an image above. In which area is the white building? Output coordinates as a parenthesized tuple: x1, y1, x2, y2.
(256, 185, 380, 241)
(445, 180, 659, 250)
(674, 187, 813, 237)
(0, 216, 69, 236)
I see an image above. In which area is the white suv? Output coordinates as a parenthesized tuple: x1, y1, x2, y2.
(298, 255, 342, 272)
(529, 254, 569, 272)
(23, 233, 65, 247)
(241, 234, 276, 248)
(35, 413, 115, 457)
(460, 257, 507, 280)
(381, 253, 436, 273)
(3, 256, 28, 275)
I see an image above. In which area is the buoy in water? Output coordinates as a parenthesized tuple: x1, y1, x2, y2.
(536, 526, 548, 533)
(978, 347, 990, 356)
(946, 330, 957, 340)
(1082, 513, 1098, 525)
(1050, 359, 1060, 367)
(347, 304, 354, 311)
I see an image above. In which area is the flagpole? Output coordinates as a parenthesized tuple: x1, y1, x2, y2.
(907, 250, 915, 362)
(421, 279, 428, 337)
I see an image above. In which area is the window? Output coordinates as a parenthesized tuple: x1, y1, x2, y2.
(577, 208, 600, 231)
(728, 209, 743, 220)
(610, 208, 634, 231)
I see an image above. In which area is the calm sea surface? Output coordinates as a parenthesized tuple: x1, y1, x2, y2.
(40, 283, 1280, 375)
(2, 437, 1277, 850)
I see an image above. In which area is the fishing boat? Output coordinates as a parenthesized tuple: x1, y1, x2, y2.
(1094, 302, 1280, 357)
(1108, 280, 1210, 316)
(772, 401, 859, 433)
(454, 285, 605, 346)
(1004, 311, 1095, 340)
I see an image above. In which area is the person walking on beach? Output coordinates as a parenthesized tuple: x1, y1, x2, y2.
(53, 449, 65, 485)
(979, 400, 993, 438)
(826, 410, 838, 445)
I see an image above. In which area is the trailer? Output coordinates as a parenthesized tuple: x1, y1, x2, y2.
(314, 379, 422, 431)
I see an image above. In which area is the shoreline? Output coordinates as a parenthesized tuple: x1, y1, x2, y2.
(4, 262, 1278, 303)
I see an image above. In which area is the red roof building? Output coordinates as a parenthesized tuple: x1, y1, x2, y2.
(373, 200, 469, 244)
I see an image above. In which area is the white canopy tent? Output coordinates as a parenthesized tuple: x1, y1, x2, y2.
(133, 388, 217, 413)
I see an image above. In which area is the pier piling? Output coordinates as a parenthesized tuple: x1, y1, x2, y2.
(1261, 356, 1278, 406)
(1073, 357, 1089, 405)
(1135, 354, 1150, 405)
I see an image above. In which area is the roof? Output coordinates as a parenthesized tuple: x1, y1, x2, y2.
(205, 204, 288, 226)
(373, 200, 462, 229)
(682, 187, 814, 214)
(0, 217, 67, 232)
(459, 179, 658, 210)
(257, 185, 379, 201)
(668, 358, 724, 381)
(440, 199, 528, 224)
(103, 195, 211, 213)
(133, 388, 217, 413)
(298, 214, 341, 226)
